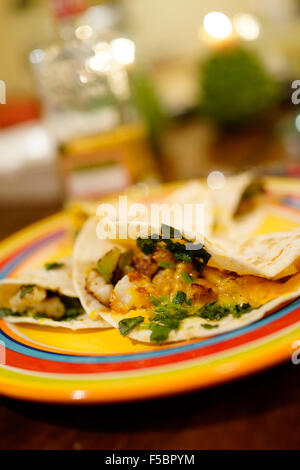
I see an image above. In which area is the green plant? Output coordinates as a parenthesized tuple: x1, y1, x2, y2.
(129, 68, 166, 148)
(199, 47, 280, 129)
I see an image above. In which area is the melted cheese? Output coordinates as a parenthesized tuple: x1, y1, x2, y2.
(202, 268, 300, 307)
(110, 265, 300, 318)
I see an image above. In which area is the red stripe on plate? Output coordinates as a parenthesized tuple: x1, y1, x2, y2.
(4, 306, 300, 375)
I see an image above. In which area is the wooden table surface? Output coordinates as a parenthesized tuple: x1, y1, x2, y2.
(0, 204, 299, 451)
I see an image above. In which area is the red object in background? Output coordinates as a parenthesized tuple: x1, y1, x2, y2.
(0, 99, 41, 128)
(286, 163, 300, 178)
(51, 0, 88, 19)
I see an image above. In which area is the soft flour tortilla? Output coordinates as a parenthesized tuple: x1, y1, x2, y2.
(166, 173, 265, 238)
(73, 220, 116, 324)
(99, 288, 300, 343)
(0, 258, 108, 330)
(160, 180, 215, 237)
(206, 228, 300, 279)
(69, 173, 264, 240)
(94, 180, 215, 238)
(213, 207, 266, 242)
(13, 257, 76, 297)
(104, 220, 300, 279)
(146, 177, 256, 237)
(210, 172, 264, 233)
(73, 217, 300, 343)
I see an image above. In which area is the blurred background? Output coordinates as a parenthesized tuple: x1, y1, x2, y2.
(0, 0, 300, 206)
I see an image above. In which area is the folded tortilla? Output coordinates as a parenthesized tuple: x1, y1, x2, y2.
(143, 173, 264, 238)
(68, 173, 264, 240)
(160, 180, 215, 237)
(73, 217, 300, 343)
(0, 258, 109, 330)
(210, 172, 265, 234)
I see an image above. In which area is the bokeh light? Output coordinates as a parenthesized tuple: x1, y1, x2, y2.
(233, 13, 260, 41)
(88, 43, 112, 73)
(203, 12, 232, 39)
(75, 25, 93, 41)
(207, 171, 226, 190)
(26, 126, 53, 161)
(111, 38, 136, 66)
(29, 49, 45, 64)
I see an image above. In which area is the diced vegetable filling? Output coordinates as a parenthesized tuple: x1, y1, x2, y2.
(0, 285, 83, 321)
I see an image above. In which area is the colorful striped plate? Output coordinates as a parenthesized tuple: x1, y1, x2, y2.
(0, 178, 300, 403)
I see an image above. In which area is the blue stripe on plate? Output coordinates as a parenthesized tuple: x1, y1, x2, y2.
(1, 298, 299, 364)
(282, 197, 300, 210)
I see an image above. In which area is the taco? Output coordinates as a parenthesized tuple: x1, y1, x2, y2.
(68, 173, 264, 241)
(73, 217, 300, 343)
(0, 258, 108, 330)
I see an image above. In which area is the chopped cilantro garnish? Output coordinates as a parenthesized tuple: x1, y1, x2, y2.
(119, 316, 144, 336)
(198, 302, 252, 321)
(198, 303, 229, 321)
(44, 262, 64, 270)
(148, 301, 190, 343)
(232, 303, 252, 317)
(147, 300, 252, 342)
(136, 238, 157, 255)
(149, 323, 171, 343)
(180, 272, 196, 284)
(148, 302, 190, 342)
(159, 294, 169, 304)
(173, 290, 187, 305)
(139, 322, 152, 330)
(164, 239, 211, 270)
(0, 307, 14, 318)
(149, 295, 160, 306)
(193, 249, 211, 272)
(173, 252, 193, 263)
(153, 303, 189, 317)
(145, 295, 252, 343)
(136, 225, 211, 272)
(62, 308, 83, 321)
(7, 311, 23, 317)
(201, 323, 219, 329)
(150, 310, 188, 330)
(19, 285, 35, 299)
(33, 313, 45, 320)
(158, 261, 176, 269)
